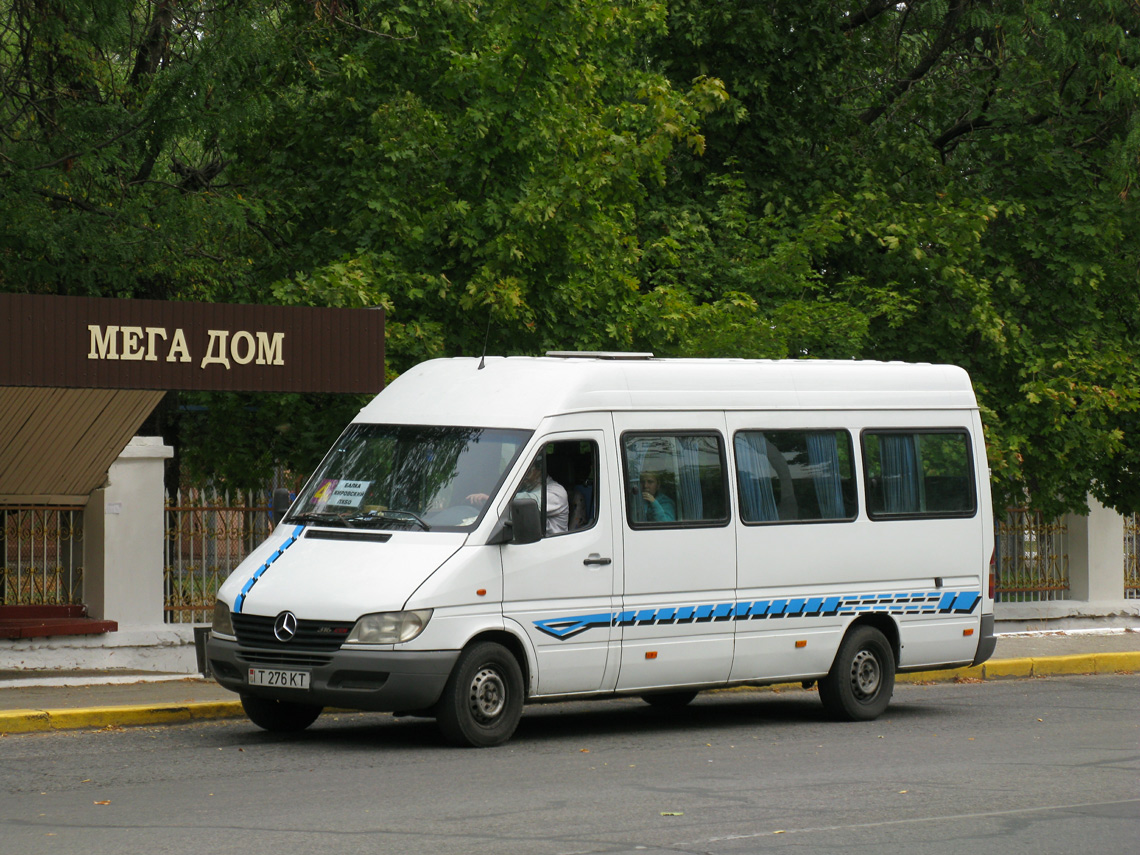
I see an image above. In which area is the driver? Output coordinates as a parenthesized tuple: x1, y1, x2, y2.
(467, 459, 568, 536)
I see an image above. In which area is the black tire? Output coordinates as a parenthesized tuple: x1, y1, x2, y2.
(240, 694, 323, 732)
(818, 625, 895, 721)
(640, 690, 699, 709)
(436, 641, 524, 747)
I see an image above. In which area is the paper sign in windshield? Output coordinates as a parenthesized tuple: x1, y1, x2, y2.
(326, 480, 371, 507)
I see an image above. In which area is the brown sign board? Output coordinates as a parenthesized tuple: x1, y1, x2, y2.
(0, 294, 384, 393)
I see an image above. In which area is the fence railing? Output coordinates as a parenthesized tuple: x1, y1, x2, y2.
(164, 487, 274, 624)
(1126, 514, 1140, 600)
(0, 506, 85, 606)
(5, 497, 1135, 617)
(995, 508, 1070, 603)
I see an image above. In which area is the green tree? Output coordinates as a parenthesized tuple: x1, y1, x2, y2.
(233, 0, 724, 372)
(0, 0, 272, 300)
(635, 0, 1140, 517)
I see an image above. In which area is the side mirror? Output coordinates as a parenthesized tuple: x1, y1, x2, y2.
(272, 487, 293, 526)
(509, 497, 543, 545)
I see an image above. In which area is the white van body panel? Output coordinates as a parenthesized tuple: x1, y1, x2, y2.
(218, 530, 465, 621)
(207, 355, 996, 739)
(359, 358, 978, 428)
(612, 409, 738, 690)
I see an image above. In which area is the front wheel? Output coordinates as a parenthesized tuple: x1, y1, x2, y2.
(240, 694, 323, 732)
(818, 625, 895, 721)
(436, 642, 524, 747)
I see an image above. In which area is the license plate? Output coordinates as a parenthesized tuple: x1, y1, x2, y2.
(247, 667, 310, 690)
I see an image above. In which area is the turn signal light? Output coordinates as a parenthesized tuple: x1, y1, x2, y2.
(645, 651, 658, 660)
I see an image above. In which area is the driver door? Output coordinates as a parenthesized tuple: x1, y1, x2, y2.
(501, 428, 620, 696)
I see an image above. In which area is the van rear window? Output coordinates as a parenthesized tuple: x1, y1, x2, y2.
(862, 430, 976, 518)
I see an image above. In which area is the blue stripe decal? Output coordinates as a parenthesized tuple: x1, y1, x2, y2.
(233, 525, 305, 614)
(533, 589, 982, 640)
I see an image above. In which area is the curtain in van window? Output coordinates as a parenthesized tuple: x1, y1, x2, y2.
(806, 432, 845, 519)
(628, 442, 649, 523)
(880, 435, 920, 513)
(676, 437, 706, 521)
(734, 433, 779, 522)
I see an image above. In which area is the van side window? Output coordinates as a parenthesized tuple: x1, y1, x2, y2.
(521, 440, 599, 536)
(734, 430, 857, 524)
(622, 433, 728, 527)
(862, 430, 976, 518)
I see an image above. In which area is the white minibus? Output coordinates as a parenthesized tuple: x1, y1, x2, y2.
(207, 354, 996, 746)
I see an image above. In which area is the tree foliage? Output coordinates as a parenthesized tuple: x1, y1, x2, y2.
(2, 1, 1137, 513)
(635, 0, 1140, 517)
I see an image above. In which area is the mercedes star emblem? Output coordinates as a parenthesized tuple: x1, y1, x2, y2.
(273, 611, 298, 642)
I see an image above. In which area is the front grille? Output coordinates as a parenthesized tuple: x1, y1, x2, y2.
(232, 612, 354, 652)
(238, 651, 334, 668)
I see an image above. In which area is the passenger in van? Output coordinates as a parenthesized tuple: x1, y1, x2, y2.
(639, 472, 676, 523)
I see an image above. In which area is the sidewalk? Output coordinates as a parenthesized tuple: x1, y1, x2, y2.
(1, 630, 1138, 735)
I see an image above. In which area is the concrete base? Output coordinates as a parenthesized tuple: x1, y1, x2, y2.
(0, 626, 198, 674)
(994, 600, 1140, 633)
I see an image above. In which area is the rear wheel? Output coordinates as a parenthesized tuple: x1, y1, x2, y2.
(818, 625, 895, 721)
(436, 642, 524, 747)
(240, 694, 323, 732)
(640, 690, 699, 709)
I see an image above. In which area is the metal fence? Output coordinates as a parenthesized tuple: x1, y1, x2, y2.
(0, 506, 85, 606)
(1126, 514, 1140, 600)
(995, 508, 1070, 603)
(6, 497, 1137, 617)
(164, 487, 273, 624)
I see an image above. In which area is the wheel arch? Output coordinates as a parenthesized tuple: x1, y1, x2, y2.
(464, 629, 532, 698)
(843, 613, 901, 667)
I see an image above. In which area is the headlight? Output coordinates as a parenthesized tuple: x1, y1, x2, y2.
(346, 609, 433, 644)
(211, 600, 235, 637)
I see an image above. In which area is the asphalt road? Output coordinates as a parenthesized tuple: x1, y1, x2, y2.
(1, 675, 1137, 855)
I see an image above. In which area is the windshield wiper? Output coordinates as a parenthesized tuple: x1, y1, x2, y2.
(355, 509, 431, 531)
(286, 511, 354, 528)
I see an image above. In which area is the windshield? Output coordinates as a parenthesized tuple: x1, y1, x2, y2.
(287, 424, 531, 531)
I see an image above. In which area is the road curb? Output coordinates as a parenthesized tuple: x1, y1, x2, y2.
(0, 700, 244, 735)
(896, 651, 1140, 684)
(1, 654, 1137, 735)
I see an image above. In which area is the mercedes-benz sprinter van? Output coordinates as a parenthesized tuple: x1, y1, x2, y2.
(207, 354, 996, 746)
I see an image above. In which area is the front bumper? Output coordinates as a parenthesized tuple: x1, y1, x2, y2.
(206, 635, 459, 712)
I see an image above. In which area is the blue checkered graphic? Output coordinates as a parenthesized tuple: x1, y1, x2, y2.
(234, 524, 305, 614)
(533, 590, 981, 639)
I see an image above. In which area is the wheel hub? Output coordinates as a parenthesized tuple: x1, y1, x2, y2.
(850, 649, 881, 699)
(469, 666, 506, 722)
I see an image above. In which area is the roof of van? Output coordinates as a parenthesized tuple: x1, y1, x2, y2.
(355, 356, 978, 428)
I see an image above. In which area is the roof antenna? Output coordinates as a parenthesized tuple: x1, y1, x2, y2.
(477, 309, 492, 370)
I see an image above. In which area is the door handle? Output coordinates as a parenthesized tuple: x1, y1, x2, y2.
(583, 554, 612, 566)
